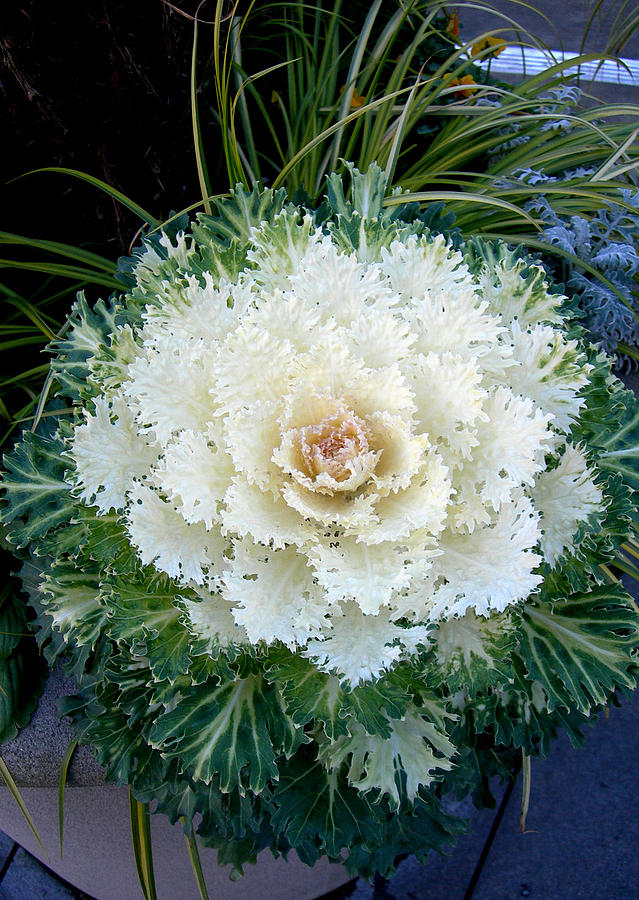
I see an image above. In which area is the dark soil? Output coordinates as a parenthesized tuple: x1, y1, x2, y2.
(2, 1, 223, 258)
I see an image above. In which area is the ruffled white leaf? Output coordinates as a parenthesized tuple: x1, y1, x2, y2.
(140, 272, 244, 348)
(506, 322, 590, 431)
(345, 310, 415, 368)
(407, 352, 487, 455)
(221, 478, 312, 548)
(530, 443, 603, 566)
(408, 288, 506, 361)
(359, 452, 451, 544)
(428, 493, 542, 619)
(247, 211, 322, 290)
(245, 291, 334, 351)
(126, 481, 226, 584)
(154, 426, 234, 528)
(365, 411, 429, 493)
(380, 233, 473, 300)
(179, 584, 249, 648)
(463, 386, 553, 509)
(281, 478, 379, 530)
(475, 257, 563, 328)
(222, 540, 327, 645)
(325, 704, 455, 806)
(69, 395, 158, 513)
(224, 401, 283, 491)
(287, 240, 398, 325)
(212, 321, 294, 414)
(307, 534, 437, 615)
(432, 608, 516, 692)
(124, 338, 217, 443)
(304, 602, 430, 686)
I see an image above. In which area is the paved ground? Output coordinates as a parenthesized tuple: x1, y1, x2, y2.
(0, 2, 636, 898)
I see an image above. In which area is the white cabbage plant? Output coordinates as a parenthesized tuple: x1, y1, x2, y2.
(2, 165, 638, 878)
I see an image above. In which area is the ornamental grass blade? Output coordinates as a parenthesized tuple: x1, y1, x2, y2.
(0, 754, 48, 861)
(383, 68, 422, 191)
(11, 168, 159, 227)
(57, 737, 77, 858)
(383, 191, 538, 230)
(181, 817, 210, 900)
(129, 792, 157, 900)
(0, 260, 121, 291)
(191, 4, 213, 215)
(329, 0, 383, 173)
(0, 232, 116, 273)
(520, 752, 531, 833)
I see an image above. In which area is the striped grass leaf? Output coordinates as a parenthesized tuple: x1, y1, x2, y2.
(57, 737, 78, 857)
(181, 818, 210, 900)
(129, 792, 157, 900)
(0, 755, 48, 860)
(11, 168, 160, 227)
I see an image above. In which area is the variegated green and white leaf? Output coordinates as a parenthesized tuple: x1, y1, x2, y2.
(1, 429, 74, 548)
(519, 585, 639, 714)
(265, 650, 349, 740)
(596, 384, 639, 495)
(76, 510, 140, 573)
(465, 239, 564, 327)
(426, 609, 518, 695)
(265, 648, 412, 739)
(195, 183, 288, 247)
(149, 674, 279, 793)
(51, 293, 121, 399)
(105, 573, 190, 683)
(271, 746, 380, 858)
(326, 162, 387, 221)
(323, 700, 456, 808)
(39, 560, 107, 651)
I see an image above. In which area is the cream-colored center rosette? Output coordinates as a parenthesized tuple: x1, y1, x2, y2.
(69, 217, 602, 685)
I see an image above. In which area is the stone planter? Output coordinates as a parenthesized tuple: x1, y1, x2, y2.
(0, 671, 352, 900)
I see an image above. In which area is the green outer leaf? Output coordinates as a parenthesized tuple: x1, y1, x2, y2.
(346, 795, 464, 880)
(106, 574, 191, 683)
(149, 674, 279, 793)
(519, 585, 639, 714)
(270, 746, 380, 859)
(129, 792, 157, 900)
(0, 428, 74, 549)
(51, 292, 120, 400)
(39, 561, 107, 652)
(425, 609, 518, 695)
(597, 387, 639, 493)
(194, 183, 288, 246)
(265, 650, 348, 740)
(265, 649, 412, 739)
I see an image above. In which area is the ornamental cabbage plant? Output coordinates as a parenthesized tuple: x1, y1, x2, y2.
(2, 166, 639, 877)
